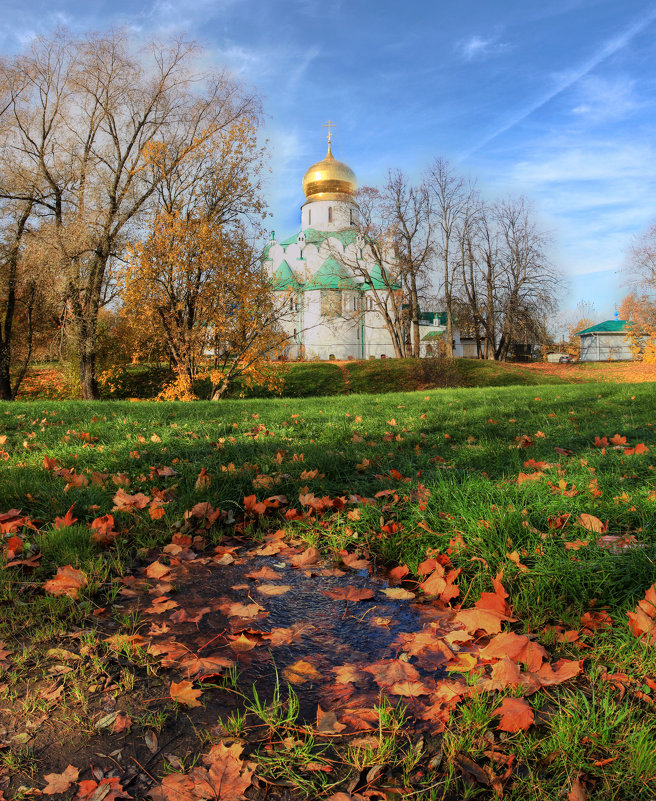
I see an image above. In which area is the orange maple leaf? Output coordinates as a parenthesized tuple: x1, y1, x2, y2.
(282, 659, 321, 684)
(478, 631, 547, 672)
(243, 494, 266, 515)
(170, 680, 203, 707)
(44, 565, 88, 598)
(90, 514, 119, 545)
(479, 657, 522, 691)
(364, 658, 420, 688)
(53, 505, 77, 529)
(75, 776, 130, 800)
(391, 680, 430, 697)
(535, 658, 584, 686)
(112, 488, 151, 511)
(627, 582, 656, 644)
(290, 547, 320, 567)
(144, 561, 171, 580)
(494, 697, 534, 732)
(322, 587, 374, 602)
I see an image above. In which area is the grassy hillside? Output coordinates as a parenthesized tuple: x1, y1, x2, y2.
(18, 357, 656, 401)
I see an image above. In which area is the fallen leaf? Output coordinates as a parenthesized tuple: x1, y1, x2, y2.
(382, 587, 415, 600)
(44, 565, 88, 599)
(290, 547, 321, 567)
(494, 697, 534, 732)
(316, 705, 347, 733)
(323, 587, 374, 602)
(364, 658, 420, 687)
(145, 561, 171, 580)
(283, 659, 321, 684)
(170, 680, 203, 707)
(43, 764, 79, 795)
(256, 583, 291, 597)
(568, 773, 587, 801)
(577, 514, 607, 534)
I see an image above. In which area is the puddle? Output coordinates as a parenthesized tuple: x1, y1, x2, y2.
(107, 537, 460, 727)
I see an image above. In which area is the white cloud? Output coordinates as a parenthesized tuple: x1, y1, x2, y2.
(457, 34, 507, 61)
(571, 75, 640, 121)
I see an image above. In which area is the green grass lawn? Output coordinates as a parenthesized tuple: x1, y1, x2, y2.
(1, 383, 656, 799)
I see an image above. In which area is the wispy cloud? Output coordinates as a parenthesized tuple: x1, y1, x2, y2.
(463, 5, 656, 157)
(457, 34, 508, 61)
(496, 140, 656, 283)
(571, 75, 640, 121)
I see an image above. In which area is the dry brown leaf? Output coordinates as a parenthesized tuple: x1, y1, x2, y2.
(494, 697, 534, 732)
(43, 764, 79, 795)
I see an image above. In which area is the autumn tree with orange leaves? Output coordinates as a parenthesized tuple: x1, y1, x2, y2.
(120, 124, 288, 400)
(0, 29, 262, 399)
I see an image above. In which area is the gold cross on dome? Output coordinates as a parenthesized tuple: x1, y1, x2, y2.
(322, 120, 336, 144)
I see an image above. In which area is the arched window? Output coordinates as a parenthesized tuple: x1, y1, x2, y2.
(308, 209, 311, 225)
(350, 208, 354, 225)
(328, 207, 333, 223)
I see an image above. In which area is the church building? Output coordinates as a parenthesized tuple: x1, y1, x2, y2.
(264, 131, 459, 360)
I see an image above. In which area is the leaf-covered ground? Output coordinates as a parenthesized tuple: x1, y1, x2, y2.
(1, 383, 656, 800)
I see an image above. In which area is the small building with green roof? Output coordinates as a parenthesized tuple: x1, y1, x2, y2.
(574, 319, 633, 361)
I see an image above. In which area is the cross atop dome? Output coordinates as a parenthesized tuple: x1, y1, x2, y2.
(322, 119, 336, 145)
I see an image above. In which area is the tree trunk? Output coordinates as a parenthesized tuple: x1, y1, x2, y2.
(0, 344, 12, 400)
(410, 276, 420, 358)
(80, 347, 99, 400)
(211, 378, 230, 400)
(0, 202, 33, 401)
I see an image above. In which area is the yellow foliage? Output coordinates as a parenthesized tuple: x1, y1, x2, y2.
(118, 119, 289, 400)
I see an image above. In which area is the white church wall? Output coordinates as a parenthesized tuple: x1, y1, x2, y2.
(301, 199, 358, 231)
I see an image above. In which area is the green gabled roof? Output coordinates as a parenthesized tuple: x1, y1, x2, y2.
(303, 257, 358, 290)
(421, 331, 445, 341)
(362, 263, 401, 291)
(575, 320, 627, 336)
(271, 260, 300, 290)
(276, 227, 361, 252)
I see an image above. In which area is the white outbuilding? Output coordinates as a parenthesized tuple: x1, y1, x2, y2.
(575, 320, 633, 361)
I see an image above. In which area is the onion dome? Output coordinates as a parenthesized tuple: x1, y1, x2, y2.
(302, 142, 357, 201)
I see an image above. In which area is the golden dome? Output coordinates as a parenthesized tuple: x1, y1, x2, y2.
(302, 142, 357, 201)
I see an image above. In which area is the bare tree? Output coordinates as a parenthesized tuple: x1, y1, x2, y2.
(337, 186, 407, 358)
(0, 29, 260, 398)
(492, 197, 560, 360)
(628, 221, 656, 292)
(384, 170, 433, 357)
(427, 158, 470, 357)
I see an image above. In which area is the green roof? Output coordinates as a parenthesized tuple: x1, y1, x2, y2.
(275, 227, 361, 251)
(361, 263, 401, 291)
(271, 260, 300, 290)
(303, 257, 358, 290)
(421, 331, 445, 342)
(574, 320, 628, 336)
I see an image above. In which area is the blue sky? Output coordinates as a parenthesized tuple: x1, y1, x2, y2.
(3, 0, 656, 321)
